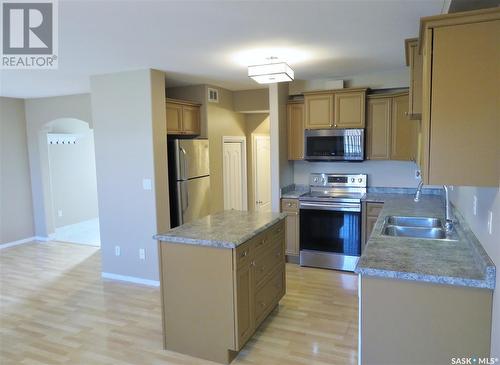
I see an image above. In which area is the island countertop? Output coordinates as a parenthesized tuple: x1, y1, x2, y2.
(153, 210, 286, 249)
(356, 193, 496, 289)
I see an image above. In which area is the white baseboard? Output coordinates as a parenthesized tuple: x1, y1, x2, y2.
(101, 272, 160, 287)
(0, 236, 37, 250)
(35, 235, 54, 242)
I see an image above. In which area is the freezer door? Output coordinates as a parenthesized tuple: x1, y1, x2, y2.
(177, 175, 211, 225)
(176, 139, 210, 180)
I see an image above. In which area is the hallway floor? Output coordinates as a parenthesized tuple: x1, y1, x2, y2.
(0, 242, 358, 365)
(53, 218, 100, 246)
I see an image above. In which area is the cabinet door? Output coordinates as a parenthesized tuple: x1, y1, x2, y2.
(235, 263, 253, 349)
(166, 102, 183, 134)
(367, 97, 391, 160)
(428, 20, 499, 186)
(304, 93, 333, 129)
(390, 94, 417, 161)
(285, 212, 299, 256)
(334, 91, 366, 128)
(287, 103, 304, 160)
(181, 105, 200, 135)
(408, 41, 423, 118)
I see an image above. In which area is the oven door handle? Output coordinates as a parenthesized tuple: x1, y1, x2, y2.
(299, 202, 360, 212)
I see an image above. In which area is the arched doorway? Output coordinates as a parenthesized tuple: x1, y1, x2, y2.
(42, 118, 100, 246)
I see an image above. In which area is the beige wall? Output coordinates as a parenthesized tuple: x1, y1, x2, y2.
(244, 113, 270, 211)
(24, 94, 93, 238)
(233, 88, 269, 113)
(0, 97, 35, 244)
(90, 69, 167, 281)
(206, 86, 246, 213)
(450, 186, 500, 357)
(48, 128, 99, 228)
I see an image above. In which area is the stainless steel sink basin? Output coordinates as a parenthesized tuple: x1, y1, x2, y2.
(383, 226, 447, 239)
(386, 216, 442, 228)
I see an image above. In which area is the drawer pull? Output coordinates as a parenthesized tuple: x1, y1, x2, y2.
(251, 260, 256, 267)
(240, 251, 248, 258)
(258, 239, 265, 246)
(287, 202, 293, 207)
(259, 302, 266, 307)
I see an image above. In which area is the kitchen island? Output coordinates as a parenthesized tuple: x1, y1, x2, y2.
(356, 193, 495, 365)
(154, 210, 286, 364)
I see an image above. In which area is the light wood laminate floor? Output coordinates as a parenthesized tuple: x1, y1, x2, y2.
(0, 242, 358, 365)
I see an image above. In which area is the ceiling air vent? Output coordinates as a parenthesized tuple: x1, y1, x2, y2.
(208, 87, 219, 103)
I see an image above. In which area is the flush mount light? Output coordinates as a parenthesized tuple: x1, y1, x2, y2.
(248, 59, 294, 84)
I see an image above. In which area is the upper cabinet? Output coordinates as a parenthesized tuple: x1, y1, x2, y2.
(405, 38, 423, 119)
(418, 9, 500, 186)
(366, 92, 418, 162)
(304, 88, 367, 129)
(287, 101, 305, 160)
(166, 98, 201, 136)
(304, 93, 333, 129)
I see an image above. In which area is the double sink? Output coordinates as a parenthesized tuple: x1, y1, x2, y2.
(382, 216, 458, 241)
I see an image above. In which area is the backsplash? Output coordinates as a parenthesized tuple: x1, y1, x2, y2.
(293, 160, 420, 188)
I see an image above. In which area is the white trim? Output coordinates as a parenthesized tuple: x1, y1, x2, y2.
(101, 272, 160, 287)
(0, 237, 37, 250)
(222, 136, 248, 211)
(35, 234, 54, 242)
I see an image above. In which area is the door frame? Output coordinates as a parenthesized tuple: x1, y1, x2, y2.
(222, 136, 248, 211)
(251, 134, 271, 211)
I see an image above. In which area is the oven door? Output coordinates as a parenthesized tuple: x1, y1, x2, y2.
(299, 201, 362, 271)
(304, 129, 364, 161)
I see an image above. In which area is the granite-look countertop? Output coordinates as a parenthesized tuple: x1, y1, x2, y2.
(281, 184, 309, 199)
(154, 210, 286, 249)
(356, 193, 496, 289)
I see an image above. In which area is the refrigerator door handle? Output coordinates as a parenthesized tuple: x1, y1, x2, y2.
(179, 147, 188, 180)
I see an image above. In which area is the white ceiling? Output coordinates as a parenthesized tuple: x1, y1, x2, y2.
(0, 0, 446, 98)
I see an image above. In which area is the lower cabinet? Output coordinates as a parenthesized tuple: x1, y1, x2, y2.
(158, 219, 285, 364)
(281, 199, 300, 258)
(362, 202, 384, 249)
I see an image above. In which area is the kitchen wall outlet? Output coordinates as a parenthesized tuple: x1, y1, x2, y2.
(115, 246, 121, 256)
(487, 211, 493, 235)
(473, 196, 478, 216)
(58, 209, 63, 217)
(139, 248, 146, 260)
(142, 178, 152, 191)
(415, 170, 421, 179)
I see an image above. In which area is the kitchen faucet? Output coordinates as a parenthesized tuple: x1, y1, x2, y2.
(414, 181, 424, 202)
(443, 185, 454, 232)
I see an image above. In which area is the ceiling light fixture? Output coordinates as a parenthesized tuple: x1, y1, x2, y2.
(248, 57, 294, 84)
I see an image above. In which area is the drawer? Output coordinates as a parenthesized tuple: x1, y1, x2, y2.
(266, 220, 285, 243)
(281, 199, 299, 212)
(366, 202, 384, 217)
(255, 268, 284, 325)
(254, 240, 284, 288)
(235, 241, 252, 269)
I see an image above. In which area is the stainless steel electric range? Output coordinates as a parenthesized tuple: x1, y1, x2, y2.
(298, 173, 367, 271)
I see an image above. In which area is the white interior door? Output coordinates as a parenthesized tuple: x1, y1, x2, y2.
(223, 140, 246, 210)
(253, 135, 271, 212)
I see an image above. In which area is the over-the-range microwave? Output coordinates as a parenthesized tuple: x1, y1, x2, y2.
(304, 129, 364, 161)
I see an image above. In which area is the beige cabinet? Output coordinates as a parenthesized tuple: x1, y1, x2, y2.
(281, 198, 299, 257)
(362, 202, 383, 249)
(158, 219, 286, 364)
(166, 98, 201, 135)
(366, 92, 417, 161)
(334, 90, 366, 128)
(405, 38, 423, 119)
(419, 9, 500, 186)
(304, 88, 367, 129)
(391, 94, 418, 161)
(366, 97, 391, 160)
(304, 93, 333, 129)
(287, 102, 305, 160)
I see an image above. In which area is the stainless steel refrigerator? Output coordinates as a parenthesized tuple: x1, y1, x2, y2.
(168, 138, 211, 228)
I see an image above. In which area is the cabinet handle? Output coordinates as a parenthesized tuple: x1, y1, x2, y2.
(276, 251, 281, 257)
(260, 266, 265, 272)
(260, 302, 266, 307)
(258, 239, 265, 246)
(334, 123, 337, 128)
(240, 251, 248, 258)
(287, 202, 293, 207)
(251, 260, 256, 267)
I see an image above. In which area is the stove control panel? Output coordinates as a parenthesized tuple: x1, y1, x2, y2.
(310, 173, 367, 188)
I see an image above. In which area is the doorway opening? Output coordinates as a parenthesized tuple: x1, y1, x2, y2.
(45, 119, 100, 246)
